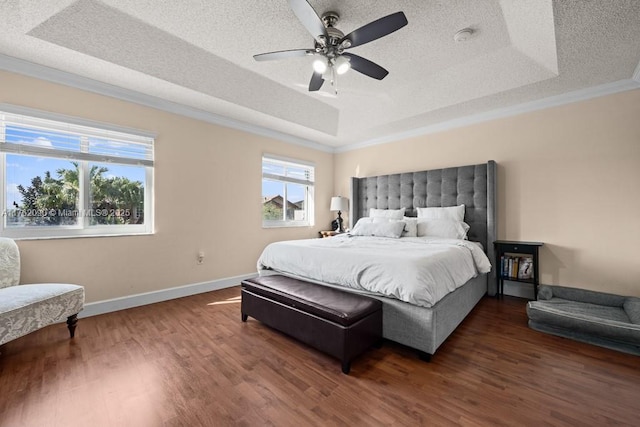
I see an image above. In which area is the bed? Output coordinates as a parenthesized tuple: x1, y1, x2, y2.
(258, 161, 497, 358)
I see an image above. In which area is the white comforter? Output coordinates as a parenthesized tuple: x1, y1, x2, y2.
(257, 235, 492, 308)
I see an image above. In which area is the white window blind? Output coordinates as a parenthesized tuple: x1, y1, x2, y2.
(0, 110, 154, 167)
(262, 155, 314, 187)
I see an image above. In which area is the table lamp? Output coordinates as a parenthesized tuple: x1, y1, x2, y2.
(330, 196, 348, 232)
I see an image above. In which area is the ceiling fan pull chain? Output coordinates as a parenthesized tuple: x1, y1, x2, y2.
(331, 65, 338, 95)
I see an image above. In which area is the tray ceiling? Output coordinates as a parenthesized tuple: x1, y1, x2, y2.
(1, 0, 639, 151)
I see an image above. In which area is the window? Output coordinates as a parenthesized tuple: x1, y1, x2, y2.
(262, 154, 314, 227)
(0, 107, 154, 238)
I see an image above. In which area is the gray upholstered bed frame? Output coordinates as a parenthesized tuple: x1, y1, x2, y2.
(349, 160, 497, 358)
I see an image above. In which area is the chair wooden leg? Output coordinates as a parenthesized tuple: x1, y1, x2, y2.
(66, 314, 78, 338)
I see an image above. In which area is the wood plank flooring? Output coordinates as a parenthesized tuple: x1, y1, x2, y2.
(1, 287, 638, 426)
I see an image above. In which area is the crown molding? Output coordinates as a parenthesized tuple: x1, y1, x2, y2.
(336, 78, 640, 153)
(2, 53, 639, 156)
(0, 54, 333, 153)
(0, 102, 157, 138)
(633, 59, 640, 83)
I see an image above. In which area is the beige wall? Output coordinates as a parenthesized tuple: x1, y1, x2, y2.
(0, 70, 334, 303)
(335, 89, 640, 297)
(3, 69, 639, 303)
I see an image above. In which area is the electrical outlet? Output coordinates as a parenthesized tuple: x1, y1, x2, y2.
(197, 251, 205, 265)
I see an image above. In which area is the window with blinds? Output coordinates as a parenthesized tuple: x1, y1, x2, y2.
(262, 154, 314, 227)
(0, 107, 154, 238)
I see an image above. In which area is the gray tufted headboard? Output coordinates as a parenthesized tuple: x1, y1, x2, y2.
(350, 161, 497, 293)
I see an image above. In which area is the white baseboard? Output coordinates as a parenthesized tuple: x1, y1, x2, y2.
(79, 273, 257, 318)
(502, 280, 536, 300)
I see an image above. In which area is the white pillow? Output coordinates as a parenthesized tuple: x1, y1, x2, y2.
(398, 217, 418, 237)
(350, 221, 405, 238)
(352, 217, 373, 227)
(417, 219, 470, 239)
(384, 216, 418, 237)
(369, 216, 418, 238)
(369, 208, 406, 220)
(416, 205, 465, 221)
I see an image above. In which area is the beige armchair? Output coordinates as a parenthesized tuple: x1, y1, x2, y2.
(0, 237, 84, 346)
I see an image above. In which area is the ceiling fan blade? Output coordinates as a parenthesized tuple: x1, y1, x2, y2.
(309, 72, 324, 91)
(288, 0, 328, 41)
(342, 53, 389, 80)
(253, 49, 314, 61)
(340, 11, 408, 48)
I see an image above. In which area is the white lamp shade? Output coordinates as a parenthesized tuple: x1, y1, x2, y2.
(335, 56, 351, 75)
(330, 196, 348, 212)
(313, 57, 328, 74)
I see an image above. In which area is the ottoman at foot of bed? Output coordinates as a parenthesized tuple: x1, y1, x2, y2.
(240, 275, 383, 374)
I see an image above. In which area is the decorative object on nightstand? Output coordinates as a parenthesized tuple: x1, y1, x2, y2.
(330, 196, 348, 232)
(494, 240, 543, 299)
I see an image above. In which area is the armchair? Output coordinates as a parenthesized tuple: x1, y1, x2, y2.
(0, 237, 84, 347)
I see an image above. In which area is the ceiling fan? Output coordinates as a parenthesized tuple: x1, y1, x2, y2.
(253, 0, 408, 93)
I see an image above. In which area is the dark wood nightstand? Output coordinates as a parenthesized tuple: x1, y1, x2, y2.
(493, 240, 543, 299)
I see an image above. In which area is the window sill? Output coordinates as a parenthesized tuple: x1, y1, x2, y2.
(1, 231, 154, 241)
(262, 223, 311, 229)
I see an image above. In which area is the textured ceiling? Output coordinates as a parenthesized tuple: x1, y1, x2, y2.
(0, 0, 639, 151)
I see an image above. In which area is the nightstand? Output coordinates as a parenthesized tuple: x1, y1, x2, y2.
(493, 240, 543, 299)
(319, 230, 340, 238)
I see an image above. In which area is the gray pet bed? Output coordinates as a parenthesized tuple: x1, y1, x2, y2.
(527, 285, 640, 356)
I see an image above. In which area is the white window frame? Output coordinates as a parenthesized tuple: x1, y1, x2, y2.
(262, 154, 314, 228)
(0, 105, 154, 239)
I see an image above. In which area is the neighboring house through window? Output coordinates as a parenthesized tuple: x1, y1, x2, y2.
(0, 106, 154, 238)
(262, 154, 314, 227)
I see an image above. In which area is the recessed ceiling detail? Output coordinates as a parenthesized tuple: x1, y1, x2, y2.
(27, 0, 338, 135)
(0, 0, 638, 149)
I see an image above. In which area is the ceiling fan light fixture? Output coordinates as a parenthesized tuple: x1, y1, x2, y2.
(335, 56, 351, 75)
(313, 57, 328, 73)
(253, 1, 408, 93)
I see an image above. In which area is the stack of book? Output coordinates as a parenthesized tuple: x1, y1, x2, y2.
(500, 255, 534, 280)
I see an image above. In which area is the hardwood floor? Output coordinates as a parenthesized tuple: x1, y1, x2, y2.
(1, 287, 638, 427)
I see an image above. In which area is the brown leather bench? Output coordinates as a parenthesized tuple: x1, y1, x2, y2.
(241, 275, 382, 374)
